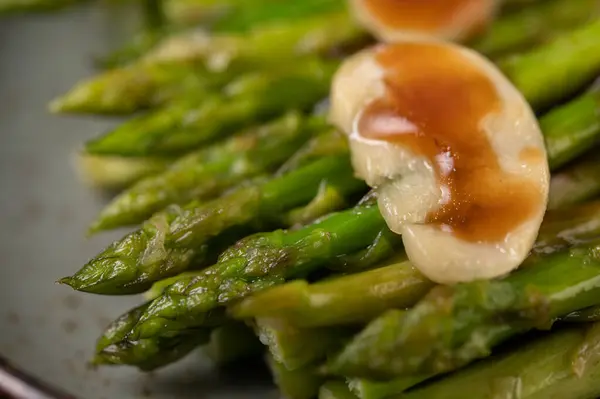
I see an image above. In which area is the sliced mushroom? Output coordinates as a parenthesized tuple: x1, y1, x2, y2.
(349, 0, 498, 43)
(329, 41, 549, 284)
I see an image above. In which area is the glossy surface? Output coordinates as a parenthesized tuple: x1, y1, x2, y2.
(0, 6, 275, 398)
(358, 42, 541, 243)
(362, 0, 486, 31)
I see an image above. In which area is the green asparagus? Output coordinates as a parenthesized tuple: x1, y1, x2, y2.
(85, 60, 337, 156)
(74, 153, 171, 190)
(90, 112, 327, 232)
(203, 322, 263, 364)
(233, 196, 600, 328)
(471, 0, 600, 57)
(534, 200, 600, 253)
(60, 155, 365, 295)
(254, 318, 353, 370)
(128, 203, 388, 340)
(401, 323, 600, 399)
(498, 19, 600, 110)
(328, 240, 600, 379)
(52, 61, 234, 115)
(232, 259, 430, 328)
(548, 151, 600, 210)
(320, 381, 359, 399)
(54, 12, 362, 114)
(267, 355, 323, 399)
(543, 83, 600, 170)
(93, 303, 221, 370)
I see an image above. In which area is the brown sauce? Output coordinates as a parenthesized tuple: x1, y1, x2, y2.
(357, 43, 541, 243)
(361, 0, 487, 33)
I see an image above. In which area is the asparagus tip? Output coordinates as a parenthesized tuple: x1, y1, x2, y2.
(57, 276, 75, 287)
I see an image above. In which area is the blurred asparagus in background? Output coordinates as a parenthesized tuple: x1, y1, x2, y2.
(320, 381, 359, 399)
(548, 152, 600, 210)
(53, 12, 361, 114)
(267, 355, 323, 399)
(471, 0, 600, 57)
(0, 0, 79, 13)
(203, 322, 263, 365)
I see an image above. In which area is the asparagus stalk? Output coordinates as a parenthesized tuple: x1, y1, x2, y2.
(328, 240, 600, 379)
(401, 323, 600, 399)
(254, 318, 354, 371)
(53, 12, 362, 115)
(84, 60, 337, 157)
(267, 355, 323, 399)
(60, 155, 365, 295)
(320, 382, 359, 399)
(233, 199, 600, 327)
(498, 19, 600, 110)
(202, 322, 263, 365)
(534, 200, 600, 253)
(127, 202, 387, 340)
(89, 112, 326, 232)
(548, 151, 600, 210)
(232, 259, 430, 328)
(471, 0, 600, 58)
(93, 303, 220, 370)
(73, 153, 171, 190)
(543, 83, 600, 170)
(51, 61, 234, 115)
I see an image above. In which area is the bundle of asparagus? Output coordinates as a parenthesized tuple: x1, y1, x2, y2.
(44, 0, 600, 398)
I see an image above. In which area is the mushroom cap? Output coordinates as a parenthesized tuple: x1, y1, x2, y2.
(329, 41, 549, 284)
(349, 0, 498, 43)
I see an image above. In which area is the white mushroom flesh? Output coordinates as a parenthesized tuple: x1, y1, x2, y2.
(349, 0, 498, 43)
(329, 41, 550, 284)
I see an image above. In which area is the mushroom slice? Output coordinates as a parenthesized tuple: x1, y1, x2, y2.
(349, 0, 498, 43)
(329, 41, 549, 284)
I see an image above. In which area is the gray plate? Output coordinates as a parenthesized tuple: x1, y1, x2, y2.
(0, 5, 276, 398)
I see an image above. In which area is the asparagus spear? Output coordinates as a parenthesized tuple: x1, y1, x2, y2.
(401, 323, 600, 399)
(543, 83, 600, 170)
(51, 61, 234, 115)
(74, 153, 171, 190)
(548, 152, 600, 210)
(254, 318, 354, 371)
(127, 202, 387, 340)
(267, 355, 323, 399)
(320, 382, 359, 399)
(84, 60, 337, 157)
(90, 112, 326, 232)
(60, 155, 365, 295)
(471, 0, 600, 58)
(53, 12, 362, 114)
(232, 259, 431, 328)
(202, 322, 263, 365)
(328, 240, 600, 379)
(92, 303, 220, 370)
(498, 19, 600, 110)
(534, 200, 600, 253)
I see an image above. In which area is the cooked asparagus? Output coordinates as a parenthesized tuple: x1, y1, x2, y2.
(90, 112, 327, 232)
(329, 241, 600, 379)
(267, 355, 323, 399)
(203, 322, 263, 364)
(401, 323, 600, 399)
(60, 155, 364, 294)
(319, 381, 359, 399)
(548, 151, 600, 210)
(84, 60, 337, 156)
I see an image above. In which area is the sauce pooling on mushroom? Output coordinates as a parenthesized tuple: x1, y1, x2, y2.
(357, 43, 543, 243)
(351, 0, 495, 42)
(362, 0, 486, 32)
